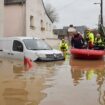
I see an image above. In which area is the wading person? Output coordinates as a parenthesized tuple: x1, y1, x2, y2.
(59, 39, 68, 59)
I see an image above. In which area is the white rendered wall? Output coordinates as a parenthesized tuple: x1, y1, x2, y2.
(0, 0, 4, 37)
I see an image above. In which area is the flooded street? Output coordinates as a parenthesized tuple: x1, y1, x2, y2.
(0, 57, 105, 105)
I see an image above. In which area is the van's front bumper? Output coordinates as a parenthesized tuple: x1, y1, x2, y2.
(35, 54, 65, 62)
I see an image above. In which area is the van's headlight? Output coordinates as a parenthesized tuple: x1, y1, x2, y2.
(37, 54, 46, 58)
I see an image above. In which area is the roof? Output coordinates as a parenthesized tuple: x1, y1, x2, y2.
(53, 29, 68, 35)
(41, 0, 53, 23)
(4, 0, 26, 5)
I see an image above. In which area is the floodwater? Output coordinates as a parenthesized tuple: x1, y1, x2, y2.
(0, 57, 105, 105)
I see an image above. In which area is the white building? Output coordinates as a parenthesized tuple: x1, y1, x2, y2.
(0, 0, 4, 37)
(4, 0, 55, 39)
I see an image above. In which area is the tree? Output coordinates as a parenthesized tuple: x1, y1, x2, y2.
(45, 4, 59, 23)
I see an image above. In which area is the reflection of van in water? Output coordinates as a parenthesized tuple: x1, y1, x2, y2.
(0, 37, 64, 61)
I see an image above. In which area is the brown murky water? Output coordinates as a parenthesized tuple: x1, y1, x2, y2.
(0, 57, 105, 105)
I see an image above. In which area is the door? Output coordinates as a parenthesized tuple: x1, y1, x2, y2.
(11, 40, 24, 60)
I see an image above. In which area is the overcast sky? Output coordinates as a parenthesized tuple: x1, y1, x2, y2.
(43, 0, 105, 28)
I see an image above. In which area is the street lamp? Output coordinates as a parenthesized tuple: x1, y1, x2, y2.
(94, 0, 103, 26)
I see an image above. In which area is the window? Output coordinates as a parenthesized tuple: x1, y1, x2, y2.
(30, 16, 35, 29)
(41, 20, 43, 27)
(23, 39, 52, 50)
(41, 20, 45, 31)
(13, 40, 23, 52)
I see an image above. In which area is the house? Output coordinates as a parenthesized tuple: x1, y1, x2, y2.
(53, 25, 87, 40)
(0, 0, 4, 36)
(4, 0, 55, 39)
(53, 29, 68, 40)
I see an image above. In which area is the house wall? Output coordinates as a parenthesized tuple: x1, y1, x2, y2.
(4, 0, 58, 47)
(0, 0, 4, 37)
(4, 4, 26, 37)
(26, 0, 55, 39)
(44, 14, 55, 38)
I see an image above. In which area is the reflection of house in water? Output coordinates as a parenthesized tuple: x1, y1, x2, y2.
(0, 59, 64, 105)
(3, 79, 47, 105)
(0, 59, 47, 105)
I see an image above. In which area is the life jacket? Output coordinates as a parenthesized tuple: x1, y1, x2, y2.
(87, 32, 94, 44)
(95, 37, 101, 43)
(60, 42, 68, 50)
(60, 43, 66, 49)
(94, 37, 104, 46)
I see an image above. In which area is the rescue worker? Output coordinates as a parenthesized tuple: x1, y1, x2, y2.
(85, 29, 94, 49)
(94, 33, 104, 50)
(71, 31, 85, 49)
(59, 39, 68, 52)
(59, 39, 68, 59)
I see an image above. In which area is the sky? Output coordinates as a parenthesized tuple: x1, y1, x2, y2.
(43, 0, 105, 29)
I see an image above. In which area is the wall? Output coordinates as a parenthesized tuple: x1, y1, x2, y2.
(0, 0, 4, 37)
(4, 4, 26, 37)
(3, 0, 58, 48)
(26, 0, 55, 39)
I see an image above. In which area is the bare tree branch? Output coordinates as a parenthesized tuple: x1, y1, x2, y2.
(45, 3, 59, 23)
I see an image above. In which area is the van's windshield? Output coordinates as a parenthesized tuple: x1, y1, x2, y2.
(23, 39, 52, 50)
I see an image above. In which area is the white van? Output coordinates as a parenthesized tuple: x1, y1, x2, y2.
(0, 37, 64, 61)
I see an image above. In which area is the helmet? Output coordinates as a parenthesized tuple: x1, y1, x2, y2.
(96, 33, 101, 37)
(86, 28, 91, 32)
(62, 39, 65, 43)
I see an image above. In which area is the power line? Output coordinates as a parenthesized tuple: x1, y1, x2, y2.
(56, 0, 75, 11)
(56, 0, 83, 11)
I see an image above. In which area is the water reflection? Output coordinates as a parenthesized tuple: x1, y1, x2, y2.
(70, 58, 105, 84)
(70, 58, 105, 105)
(0, 58, 64, 105)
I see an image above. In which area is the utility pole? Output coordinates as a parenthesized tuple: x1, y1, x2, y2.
(94, 0, 103, 26)
(100, 0, 103, 26)
(94, 0, 104, 36)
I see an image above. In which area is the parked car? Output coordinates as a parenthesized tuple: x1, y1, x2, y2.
(0, 37, 64, 61)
